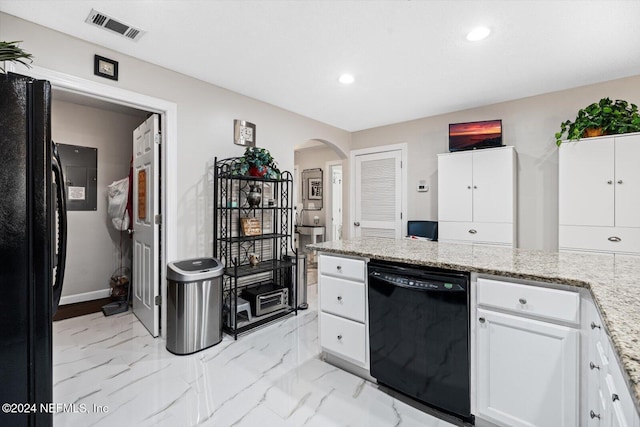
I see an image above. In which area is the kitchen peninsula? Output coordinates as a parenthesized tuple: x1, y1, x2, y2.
(309, 237, 640, 426)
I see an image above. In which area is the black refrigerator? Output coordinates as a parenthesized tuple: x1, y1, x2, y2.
(0, 73, 67, 427)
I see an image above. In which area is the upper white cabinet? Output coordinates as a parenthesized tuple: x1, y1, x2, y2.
(438, 146, 516, 246)
(559, 133, 640, 254)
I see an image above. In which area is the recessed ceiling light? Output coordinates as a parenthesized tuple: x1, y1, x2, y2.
(338, 73, 355, 85)
(466, 26, 491, 42)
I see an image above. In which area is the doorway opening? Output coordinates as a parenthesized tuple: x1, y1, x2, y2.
(17, 64, 178, 338)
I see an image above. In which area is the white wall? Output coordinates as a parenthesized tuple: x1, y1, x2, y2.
(1, 12, 352, 260)
(52, 99, 142, 300)
(352, 74, 640, 250)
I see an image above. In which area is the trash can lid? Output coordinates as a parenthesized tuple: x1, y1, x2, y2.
(167, 257, 224, 282)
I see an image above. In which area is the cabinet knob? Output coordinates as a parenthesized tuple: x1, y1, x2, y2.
(354, 221, 360, 227)
(467, 186, 471, 189)
(337, 334, 342, 340)
(612, 393, 619, 402)
(336, 265, 342, 271)
(518, 298, 527, 305)
(479, 317, 486, 324)
(617, 180, 623, 184)
(591, 321, 601, 330)
(473, 185, 478, 189)
(608, 236, 621, 242)
(468, 229, 477, 234)
(337, 295, 343, 302)
(590, 361, 600, 370)
(590, 410, 601, 420)
(607, 180, 613, 184)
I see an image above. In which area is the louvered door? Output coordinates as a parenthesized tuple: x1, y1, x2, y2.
(354, 150, 403, 238)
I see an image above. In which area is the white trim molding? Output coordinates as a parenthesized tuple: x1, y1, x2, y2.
(59, 288, 112, 306)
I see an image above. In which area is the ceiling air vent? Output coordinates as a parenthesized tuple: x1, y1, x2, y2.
(85, 9, 145, 41)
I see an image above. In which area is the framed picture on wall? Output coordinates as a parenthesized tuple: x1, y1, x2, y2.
(308, 178, 322, 200)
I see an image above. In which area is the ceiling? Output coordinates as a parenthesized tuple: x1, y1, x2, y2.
(2, 1, 640, 132)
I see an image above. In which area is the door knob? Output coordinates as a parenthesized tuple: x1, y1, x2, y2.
(354, 221, 360, 227)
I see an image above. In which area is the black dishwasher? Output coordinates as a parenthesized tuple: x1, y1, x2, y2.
(368, 261, 471, 422)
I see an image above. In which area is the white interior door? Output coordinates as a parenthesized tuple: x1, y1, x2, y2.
(353, 149, 403, 238)
(132, 114, 160, 337)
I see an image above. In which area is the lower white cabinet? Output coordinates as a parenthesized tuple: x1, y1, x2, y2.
(476, 308, 579, 427)
(318, 253, 369, 368)
(584, 297, 640, 427)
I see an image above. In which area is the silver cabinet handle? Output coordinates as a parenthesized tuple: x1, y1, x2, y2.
(590, 410, 600, 420)
(336, 265, 342, 271)
(617, 180, 623, 184)
(519, 298, 527, 305)
(591, 322, 601, 330)
(607, 180, 613, 184)
(590, 362, 600, 370)
(337, 334, 342, 340)
(468, 229, 477, 234)
(479, 317, 486, 323)
(337, 296, 342, 301)
(354, 221, 360, 227)
(608, 236, 621, 242)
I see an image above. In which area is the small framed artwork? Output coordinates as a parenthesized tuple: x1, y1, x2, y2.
(240, 217, 262, 236)
(308, 178, 323, 200)
(94, 55, 119, 81)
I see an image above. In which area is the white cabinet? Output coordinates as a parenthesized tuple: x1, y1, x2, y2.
(559, 133, 640, 255)
(584, 297, 640, 427)
(318, 254, 369, 368)
(475, 278, 579, 427)
(438, 146, 516, 246)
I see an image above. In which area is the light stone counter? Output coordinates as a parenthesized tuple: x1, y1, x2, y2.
(308, 237, 640, 412)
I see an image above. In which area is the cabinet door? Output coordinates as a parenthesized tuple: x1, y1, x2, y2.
(473, 147, 514, 223)
(559, 138, 615, 227)
(614, 134, 640, 228)
(476, 309, 578, 427)
(438, 151, 473, 222)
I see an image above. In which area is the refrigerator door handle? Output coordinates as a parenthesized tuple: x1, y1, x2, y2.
(52, 141, 67, 314)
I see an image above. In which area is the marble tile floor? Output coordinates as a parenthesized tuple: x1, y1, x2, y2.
(53, 284, 455, 427)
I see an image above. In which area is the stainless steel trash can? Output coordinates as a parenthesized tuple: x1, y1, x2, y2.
(166, 258, 224, 355)
(286, 253, 308, 310)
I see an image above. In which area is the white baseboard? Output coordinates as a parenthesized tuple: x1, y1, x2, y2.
(59, 288, 111, 306)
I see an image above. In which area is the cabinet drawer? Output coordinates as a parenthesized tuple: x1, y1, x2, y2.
(320, 312, 366, 365)
(320, 275, 365, 322)
(559, 225, 640, 254)
(319, 255, 365, 282)
(477, 278, 580, 323)
(439, 221, 513, 244)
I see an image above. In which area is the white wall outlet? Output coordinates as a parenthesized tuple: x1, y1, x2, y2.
(417, 180, 429, 192)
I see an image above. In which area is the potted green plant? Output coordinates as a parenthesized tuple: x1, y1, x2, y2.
(0, 40, 33, 73)
(555, 98, 640, 146)
(231, 147, 281, 179)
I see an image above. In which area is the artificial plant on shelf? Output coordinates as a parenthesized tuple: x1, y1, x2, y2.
(555, 98, 640, 146)
(0, 40, 33, 73)
(231, 147, 281, 179)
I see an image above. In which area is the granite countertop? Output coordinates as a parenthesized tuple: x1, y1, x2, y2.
(308, 237, 640, 412)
